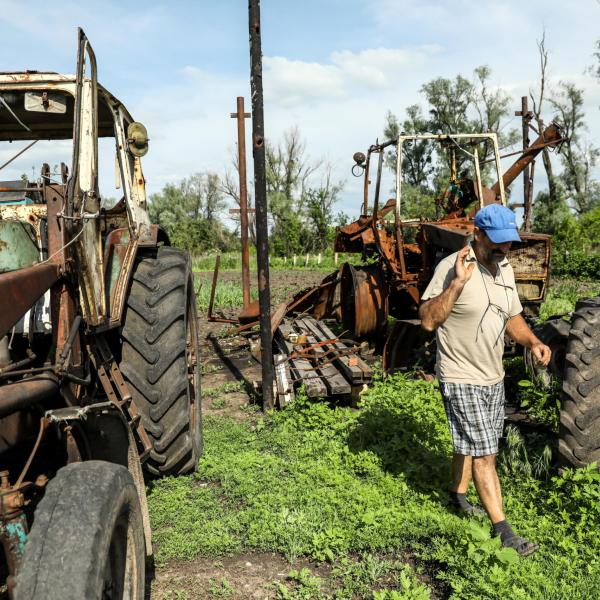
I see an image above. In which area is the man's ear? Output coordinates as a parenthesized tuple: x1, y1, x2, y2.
(473, 227, 483, 242)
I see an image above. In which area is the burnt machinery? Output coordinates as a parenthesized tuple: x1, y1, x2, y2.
(288, 120, 600, 469)
(0, 30, 201, 598)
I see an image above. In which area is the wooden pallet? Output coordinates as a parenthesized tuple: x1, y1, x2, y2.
(273, 316, 372, 401)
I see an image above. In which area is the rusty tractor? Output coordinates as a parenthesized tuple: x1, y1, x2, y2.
(290, 123, 599, 469)
(0, 29, 201, 598)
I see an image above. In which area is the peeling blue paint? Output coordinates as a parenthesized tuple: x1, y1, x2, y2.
(5, 520, 28, 557)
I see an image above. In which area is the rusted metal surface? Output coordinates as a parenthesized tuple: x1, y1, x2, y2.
(0, 262, 60, 338)
(292, 116, 563, 351)
(491, 122, 562, 197)
(231, 97, 252, 309)
(0, 418, 50, 592)
(0, 376, 58, 418)
(340, 263, 388, 339)
(89, 336, 153, 461)
(0, 469, 29, 594)
(106, 233, 139, 328)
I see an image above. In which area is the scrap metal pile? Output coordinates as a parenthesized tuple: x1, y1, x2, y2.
(210, 98, 564, 405)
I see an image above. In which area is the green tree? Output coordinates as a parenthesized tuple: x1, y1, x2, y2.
(383, 66, 516, 217)
(303, 168, 343, 251)
(550, 82, 600, 215)
(384, 106, 434, 189)
(532, 188, 571, 234)
(149, 171, 235, 253)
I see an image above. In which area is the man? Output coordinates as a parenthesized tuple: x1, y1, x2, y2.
(419, 203, 551, 557)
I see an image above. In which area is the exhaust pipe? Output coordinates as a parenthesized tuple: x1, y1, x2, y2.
(0, 375, 59, 418)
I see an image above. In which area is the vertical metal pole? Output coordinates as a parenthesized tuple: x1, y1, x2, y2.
(230, 97, 252, 309)
(249, 0, 274, 411)
(517, 96, 532, 231)
(207, 255, 221, 321)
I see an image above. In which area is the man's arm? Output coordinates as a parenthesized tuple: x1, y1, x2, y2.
(506, 314, 551, 366)
(419, 246, 475, 332)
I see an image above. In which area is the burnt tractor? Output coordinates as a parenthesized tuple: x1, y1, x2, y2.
(292, 125, 599, 469)
(0, 30, 201, 598)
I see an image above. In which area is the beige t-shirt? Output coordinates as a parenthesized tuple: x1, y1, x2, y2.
(421, 245, 523, 385)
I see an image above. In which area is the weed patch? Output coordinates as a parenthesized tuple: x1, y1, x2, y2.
(195, 280, 256, 312)
(148, 375, 600, 598)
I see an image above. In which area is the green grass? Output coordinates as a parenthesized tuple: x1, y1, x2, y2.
(195, 280, 256, 313)
(539, 280, 600, 321)
(148, 375, 600, 599)
(192, 251, 356, 273)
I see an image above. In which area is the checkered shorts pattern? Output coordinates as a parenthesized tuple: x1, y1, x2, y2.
(440, 381, 505, 457)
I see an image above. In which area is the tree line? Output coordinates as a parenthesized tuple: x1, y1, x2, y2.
(149, 127, 347, 256)
(149, 35, 599, 275)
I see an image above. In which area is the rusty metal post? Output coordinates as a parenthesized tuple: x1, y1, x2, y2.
(230, 97, 252, 309)
(207, 255, 221, 321)
(249, 0, 274, 411)
(516, 96, 532, 231)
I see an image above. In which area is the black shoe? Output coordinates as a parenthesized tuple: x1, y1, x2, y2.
(501, 534, 539, 557)
(451, 503, 486, 517)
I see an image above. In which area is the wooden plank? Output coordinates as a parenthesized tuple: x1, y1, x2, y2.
(303, 318, 372, 383)
(315, 319, 372, 382)
(274, 352, 294, 406)
(302, 331, 350, 395)
(274, 325, 326, 398)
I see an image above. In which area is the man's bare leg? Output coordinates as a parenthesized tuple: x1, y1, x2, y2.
(472, 454, 504, 523)
(451, 453, 472, 493)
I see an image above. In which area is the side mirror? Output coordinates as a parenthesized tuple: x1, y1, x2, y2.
(127, 122, 149, 157)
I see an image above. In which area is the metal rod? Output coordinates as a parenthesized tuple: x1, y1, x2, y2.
(478, 139, 562, 164)
(249, 0, 274, 411)
(473, 148, 484, 210)
(207, 255, 221, 320)
(0, 187, 41, 192)
(0, 140, 39, 173)
(231, 97, 252, 309)
(362, 149, 372, 215)
(491, 135, 506, 205)
(520, 96, 532, 231)
(393, 140, 407, 278)
(526, 158, 536, 229)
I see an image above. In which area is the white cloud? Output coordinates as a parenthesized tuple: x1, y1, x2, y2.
(263, 56, 345, 106)
(263, 45, 441, 107)
(331, 46, 441, 87)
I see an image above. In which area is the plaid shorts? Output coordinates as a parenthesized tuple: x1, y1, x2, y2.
(440, 381, 505, 457)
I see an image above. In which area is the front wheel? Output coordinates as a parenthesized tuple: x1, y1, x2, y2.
(559, 297, 600, 468)
(15, 461, 145, 600)
(120, 246, 202, 476)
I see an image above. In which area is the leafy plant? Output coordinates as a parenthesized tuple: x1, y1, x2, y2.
(148, 372, 600, 599)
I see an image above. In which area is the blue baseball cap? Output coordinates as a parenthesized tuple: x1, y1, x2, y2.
(474, 204, 521, 244)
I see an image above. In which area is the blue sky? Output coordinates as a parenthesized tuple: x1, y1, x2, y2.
(1, 0, 599, 219)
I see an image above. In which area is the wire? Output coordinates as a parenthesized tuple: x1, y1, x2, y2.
(39, 194, 98, 265)
(475, 263, 513, 347)
(0, 95, 32, 132)
(0, 139, 39, 172)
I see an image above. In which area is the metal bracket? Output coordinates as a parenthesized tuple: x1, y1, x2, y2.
(88, 336, 152, 461)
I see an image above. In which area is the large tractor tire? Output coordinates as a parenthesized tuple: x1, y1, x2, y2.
(120, 246, 202, 476)
(559, 296, 600, 468)
(15, 461, 145, 600)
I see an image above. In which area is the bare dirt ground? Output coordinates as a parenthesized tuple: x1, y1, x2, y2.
(151, 553, 333, 599)
(194, 269, 327, 420)
(150, 269, 330, 599)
